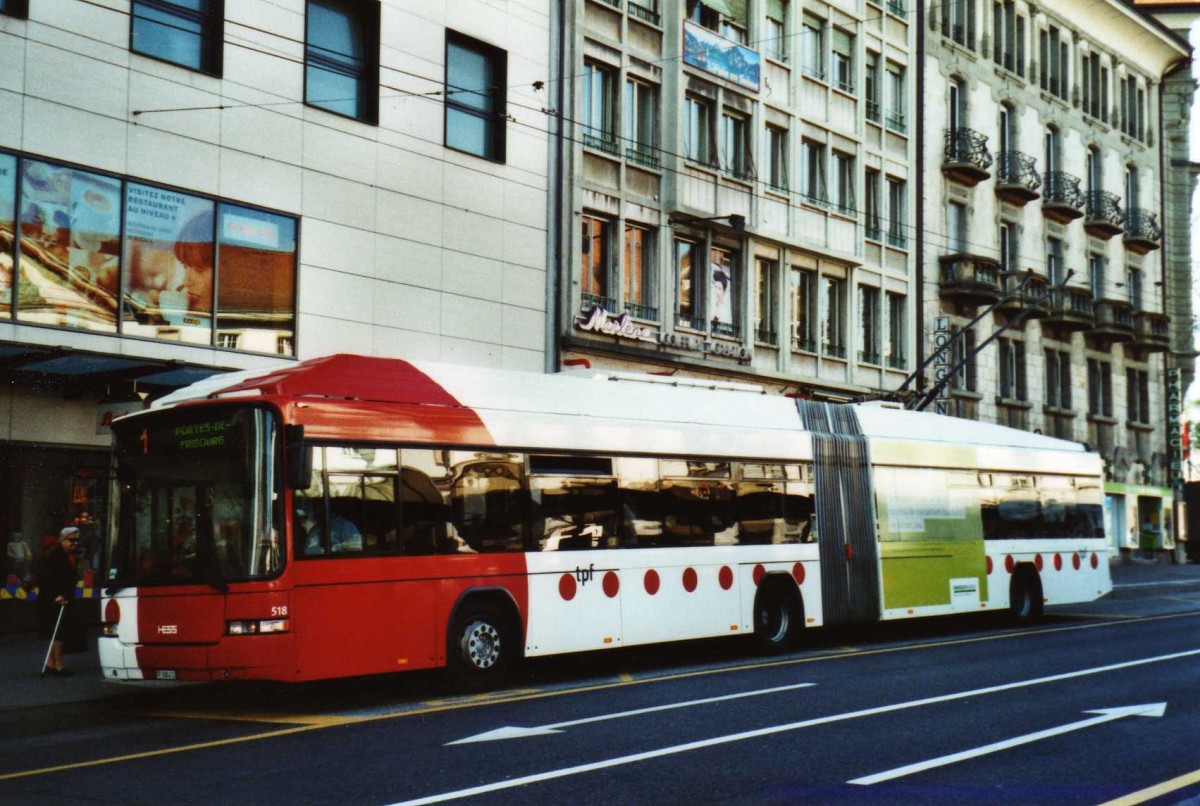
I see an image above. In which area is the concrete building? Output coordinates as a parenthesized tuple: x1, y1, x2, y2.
(554, 0, 918, 399)
(920, 0, 1190, 558)
(0, 0, 552, 576)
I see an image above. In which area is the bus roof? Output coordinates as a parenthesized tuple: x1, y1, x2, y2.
(148, 354, 1087, 458)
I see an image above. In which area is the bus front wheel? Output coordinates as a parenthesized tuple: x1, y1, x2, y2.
(753, 580, 802, 653)
(448, 601, 516, 691)
(1009, 568, 1044, 623)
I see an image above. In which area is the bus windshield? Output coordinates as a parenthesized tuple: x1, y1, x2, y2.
(108, 405, 282, 587)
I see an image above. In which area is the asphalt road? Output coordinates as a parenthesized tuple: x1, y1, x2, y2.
(3, 588, 1199, 805)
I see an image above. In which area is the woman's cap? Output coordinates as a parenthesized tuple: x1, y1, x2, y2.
(59, 526, 81, 540)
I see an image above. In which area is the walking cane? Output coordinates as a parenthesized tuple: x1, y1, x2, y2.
(40, 603, 66, 677)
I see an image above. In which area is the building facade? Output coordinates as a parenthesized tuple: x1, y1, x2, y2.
(0, 0, 552, 585)
(921, 0, 1190, 557)
(556, 0, 918, 399)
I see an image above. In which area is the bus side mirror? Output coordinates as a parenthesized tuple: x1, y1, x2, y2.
(285, 425, 313, 490)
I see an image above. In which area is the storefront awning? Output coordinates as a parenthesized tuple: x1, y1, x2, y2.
(0, 343, 229, 390)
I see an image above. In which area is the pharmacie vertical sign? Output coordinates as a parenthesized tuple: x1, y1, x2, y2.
(1167, 367, 1183, 494)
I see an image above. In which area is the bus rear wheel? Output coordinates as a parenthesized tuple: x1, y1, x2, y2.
(448, 601, 516, 691)
(1009, 568, 1044, 623)
(753, 580, 802, 653)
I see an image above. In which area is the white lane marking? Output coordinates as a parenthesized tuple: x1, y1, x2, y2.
(392, 647, 1200, 806)
(849, 703, 1167, 785)
(448, 682, 816, 744)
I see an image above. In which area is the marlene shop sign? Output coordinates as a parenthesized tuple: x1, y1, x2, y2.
(683, 21, 761, 92)
(575, 306, 751, 363)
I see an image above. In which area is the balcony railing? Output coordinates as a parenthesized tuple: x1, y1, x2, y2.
(581, 292, 618, 312)
(755, 327, 778, 346)
(675, 312, 706, 331)
(1124, 208, 1162, 254)
(1084, 190, 1124, 238)
(624, 301, 658, 320)
(824, 341, 847, 359)
(712, 320, 741, 340)
(885, 112, 907, 134)
(625, 144, 661, 169)
(859, 350, 882, 365)
(866, 100, 881, 123)
(885, 352, 907, 370)
(1042, 171, 1085, 222)
(792, 335, 817, 353)
(1089, 299, 1135, 344)
(939, 253, 1001, 306)
(627, 1, 660, 25)
(943, 128, 993, 186)
(995, 151, 1041, 204)
(583, 132, 620, 156)
(1132, 311, 1170, 353)
(1043, 286, 1095, 333)
(996, 271, 1051, 319)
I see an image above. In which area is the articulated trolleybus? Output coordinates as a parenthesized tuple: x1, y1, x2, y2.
(99, 354, 1110, 687)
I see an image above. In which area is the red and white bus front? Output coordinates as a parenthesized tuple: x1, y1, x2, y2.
(99, 404, 292, 681)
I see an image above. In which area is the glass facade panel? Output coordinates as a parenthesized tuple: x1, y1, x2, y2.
(122, 184, 215, 344)
(131, 0, 216, 73)
(306, 0, 369, 120)
(216, 204, 297, 355)
(0, 153, 13, 316)
(18, 161, 122, 331)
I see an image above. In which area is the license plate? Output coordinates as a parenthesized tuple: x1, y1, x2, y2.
(155, 670, 177, 680)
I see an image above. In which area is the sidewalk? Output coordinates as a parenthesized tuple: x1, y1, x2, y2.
(1, 559, 1198, 711)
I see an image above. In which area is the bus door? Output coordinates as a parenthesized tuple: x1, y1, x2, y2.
(798, 402, 881, 625)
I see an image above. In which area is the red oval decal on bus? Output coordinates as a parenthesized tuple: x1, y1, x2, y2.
(1072, 553, 1081, 570)
(986, 556, 993, 575)
(644, 569, 660, 595)
(1053, 553, 1063, 571)
(719, 566, 734, 590)
(603, 571, 620, 598)
(1034, 554, 1044, 571)
(559, 573, 577, 601)
(792, 563, 805, 585)
(682, 567, 698, 593)
(1005, 555, 1015, 573)
(753, 564, 766, 585)
(1091, 553, 1100, 569)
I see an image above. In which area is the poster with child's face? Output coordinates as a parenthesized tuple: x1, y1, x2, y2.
(122, 183, 214, 344)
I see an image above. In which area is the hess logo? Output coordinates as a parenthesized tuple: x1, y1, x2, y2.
(157, 625, 179, 635)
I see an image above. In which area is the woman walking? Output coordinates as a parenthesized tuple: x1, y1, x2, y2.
(39, 526, 81, 677)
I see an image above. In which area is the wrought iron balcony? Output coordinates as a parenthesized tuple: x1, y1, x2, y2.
(942, 128, 993, 186)
(675, 312, 706, 331)
(995, 271, 1051, 320)
(995, 151, 1041, 205)
(1041, 171, 1085, 222)
(1089, 299, 1135, 345)
(625, 144, 661, 170)
(627, 1, 660, 25)
(939, 253, 1001, 307)
(1084, 190, 1124, 239)
(711, 320, 741, 340)
(1124, 208, 1161, 254)
(1042, 286, 1095, 334)
(1132, 311, 1170, 353)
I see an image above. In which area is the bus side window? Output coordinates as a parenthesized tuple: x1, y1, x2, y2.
(450, 455, 528, 552)
(399, 465, 447, 556)
(531, 477, 618, 550)
(294, 448, 326, 558)
(615, 458, 661, 547)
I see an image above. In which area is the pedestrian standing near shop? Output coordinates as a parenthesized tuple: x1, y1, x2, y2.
(38, 527, 81, 677)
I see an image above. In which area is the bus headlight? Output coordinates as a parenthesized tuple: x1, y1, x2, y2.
(227, 619, 289, 635)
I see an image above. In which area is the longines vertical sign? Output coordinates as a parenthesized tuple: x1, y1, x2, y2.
(932, 317, 951, 416)
(575, 306, 751, 363)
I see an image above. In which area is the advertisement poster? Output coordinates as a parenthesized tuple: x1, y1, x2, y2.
(683, 21, 761, 92)
(216, 205, 296, 355)
(0, 153, 14, 316)
(711, 247, 734, 329)
(17, 160, 121, 331)
(122, 183, 215, 344)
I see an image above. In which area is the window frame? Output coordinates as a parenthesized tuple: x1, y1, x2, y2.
(304, 0, 380, 124)
(444, 30, 508, 162)
(130, 0, 224, 75)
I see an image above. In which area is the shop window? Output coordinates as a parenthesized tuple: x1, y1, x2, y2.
(445, 32, 507, 162)
(131, 0, 224, 75)
(216, 204, 297, 356)
(581, 214, 613, 309)
(17, 161, 122, 332)
(710, 246, 738, 338)
(0, 153, 14, 317)
(624, 223, 655, 319)
(305, 0, 379, 122)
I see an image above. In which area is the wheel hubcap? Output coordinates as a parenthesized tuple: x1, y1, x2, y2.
(465, 620, 501, 669)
